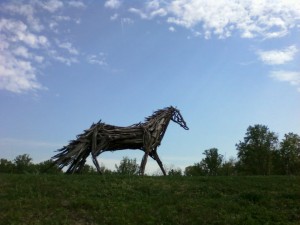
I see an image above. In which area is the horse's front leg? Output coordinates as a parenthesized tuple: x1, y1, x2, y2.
(91, 151, 102, 174)
(152, 151, 166, 176)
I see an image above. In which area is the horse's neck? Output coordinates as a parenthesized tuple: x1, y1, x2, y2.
(147, 112, 172, 133)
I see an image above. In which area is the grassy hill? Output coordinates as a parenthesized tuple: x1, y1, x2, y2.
(0, 174, 299, 225)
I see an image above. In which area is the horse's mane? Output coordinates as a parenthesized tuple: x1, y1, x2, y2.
(144, 106, 174, 123)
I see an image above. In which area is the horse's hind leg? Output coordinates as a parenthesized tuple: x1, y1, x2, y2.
(140, 152, 149, 175)
(91, 126, 102, 174)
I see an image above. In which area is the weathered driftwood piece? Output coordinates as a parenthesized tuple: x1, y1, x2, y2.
(52, 106, 188, 175)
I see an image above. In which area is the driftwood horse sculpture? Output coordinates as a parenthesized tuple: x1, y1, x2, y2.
(52, 106, 188, 175)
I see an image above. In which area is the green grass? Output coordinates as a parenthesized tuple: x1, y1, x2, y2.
(0, 175, 299, 225)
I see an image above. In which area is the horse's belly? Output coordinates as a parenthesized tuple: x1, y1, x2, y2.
(105, 137, 144, 150)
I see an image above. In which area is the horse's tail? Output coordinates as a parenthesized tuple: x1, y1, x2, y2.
(51, 122, 99, 174)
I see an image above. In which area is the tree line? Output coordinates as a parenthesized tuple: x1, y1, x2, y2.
(1, 124, 299, 176)
(0, 154, 61, 174)
(185, 124, 300, 176)
(0, 154, 123, 175)
(0, 154, 181, 175)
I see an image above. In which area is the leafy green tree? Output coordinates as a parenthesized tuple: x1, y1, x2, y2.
(219, 157, 236, 176)
(36, 160, 62, 174)
(160, 164, 182, 176)
(0, 158, 15, 173)
(81, 164, 97, 174)
(270, 150, 283, 175)
(236, 125, 278, 175)
(168, 168, 182, 176)
(115, 156, 139, 175)
(278, 133, 300, 175)
(201, 148, 223, 176)
(184, 163, 206, 176)
(74, 163, 112, 174)
(14, 154, 34, 173)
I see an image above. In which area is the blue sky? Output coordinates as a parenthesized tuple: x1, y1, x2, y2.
(1, 0, 300, 173)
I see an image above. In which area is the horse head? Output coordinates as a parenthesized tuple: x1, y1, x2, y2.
(170, 107, 189, 130)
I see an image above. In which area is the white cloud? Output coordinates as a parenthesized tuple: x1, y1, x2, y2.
(49, 50, 78, 66)
(56, 40, 79, 55)
(2, 2, 44, 32)
(146, 0, 160, 10)
(39, 0, 64, 13)
(104, 0, 121, 9)
(0, 19, 48, 93)
(34, 55, 44, 63)
(53, 56, 78, 65)
(129, 1, 166, 20)
(49, 21, 58, 31)
(121, 18, 134, 25)
(270, 70, 300, 91)
(68, 1, 86, 8)
(130, 0, 300, 39)
(0, 1, 85, 93)
(21, 34, 48, 49)
(0, 19, 49, 49)
(258, 45, 298, 65)
(12, 46, 30, 58)
(169, 26, 176, 32)
(110, 13, 119, 20)
(129, 8, 148, 19)
(54, 15, 71, 22)
(49, 15, 81, 32)
(87, 53, 107, 66)
(12, 46, 44, 63)
(151, 8, 167, 17)
(75, 19, 81, 24)
(0, 50, 44, 93)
